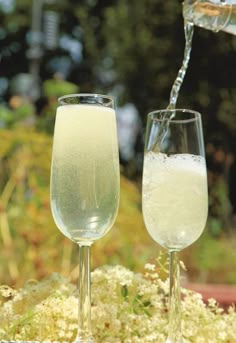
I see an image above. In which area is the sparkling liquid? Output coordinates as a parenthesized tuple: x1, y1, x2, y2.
(142, 152, 208, 250)
(50, 104, 120, 244)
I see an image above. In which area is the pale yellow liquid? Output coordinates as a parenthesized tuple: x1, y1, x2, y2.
(184, 2, 236, 35)
(50, 104, 120, 244)
(142, 152, 208, 250)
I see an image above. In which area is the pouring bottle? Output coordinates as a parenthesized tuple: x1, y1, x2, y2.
(183, 0, 236, 34)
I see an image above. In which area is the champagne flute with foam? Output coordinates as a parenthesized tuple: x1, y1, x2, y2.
(142, 109, 208, 343)
(50, 94, 120, 342)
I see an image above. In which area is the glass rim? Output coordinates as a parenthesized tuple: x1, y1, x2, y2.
(58, 93, 114, 107)
(148, 108, 202, 123)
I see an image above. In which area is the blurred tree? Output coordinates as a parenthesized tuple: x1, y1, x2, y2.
(74, 0, 184, 114)
(1, 0, 236, 127)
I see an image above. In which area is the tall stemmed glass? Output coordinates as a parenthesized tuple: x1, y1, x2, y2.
(50, 94, 120, 342)
(142, 109, 208, 343)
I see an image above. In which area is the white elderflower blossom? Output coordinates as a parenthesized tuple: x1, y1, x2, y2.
(144, 263, 156, 271)
(0, 264, 236, 342)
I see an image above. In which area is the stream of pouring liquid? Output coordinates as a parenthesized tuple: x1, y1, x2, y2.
(153, 22, 194, 150)
(168, 21, 194, 110)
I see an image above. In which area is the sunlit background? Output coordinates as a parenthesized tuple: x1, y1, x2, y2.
(0, 0, 236, 294)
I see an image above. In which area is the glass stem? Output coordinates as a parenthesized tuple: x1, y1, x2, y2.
(166, 250, 182, 343)
(76, 244, 94, 343)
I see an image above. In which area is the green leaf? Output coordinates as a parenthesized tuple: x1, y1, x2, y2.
(121, 284, 128, 298)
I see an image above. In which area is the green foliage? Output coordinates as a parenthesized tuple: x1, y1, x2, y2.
(0, 96, 36, 128)
(218, 88, 236, 133)
(75, 0, 184, 112)
(0, 128, 54, 286)
(42, 79, 79, 98)
(208, 176, 232, 236)
(0, 106, 15, 127)
(184, 231, 236, 284)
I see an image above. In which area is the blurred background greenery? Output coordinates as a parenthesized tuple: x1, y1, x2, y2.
(0, 0, 236, 288)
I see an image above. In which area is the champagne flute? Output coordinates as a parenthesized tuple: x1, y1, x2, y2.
(142, 109, 208, 343)
(50, 93, 120, 342)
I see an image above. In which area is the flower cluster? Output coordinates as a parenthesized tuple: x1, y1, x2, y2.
(0, 264, 235, 343)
